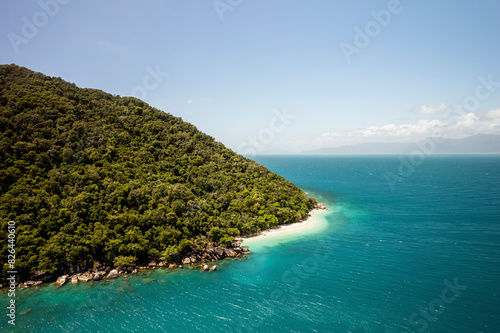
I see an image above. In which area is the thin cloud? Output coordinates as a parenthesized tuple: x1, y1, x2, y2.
(454, 109, 500, 134)
(317, 108, 500, 148)
(412, 103, 449, 115)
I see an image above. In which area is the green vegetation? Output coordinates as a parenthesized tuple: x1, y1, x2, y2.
(0, 65, 316, 281)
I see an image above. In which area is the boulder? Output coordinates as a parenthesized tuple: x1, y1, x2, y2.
(168, 264, 177, 269)
(25, 280, 36, 287)
(214, 247, 225, 258)
(106, 269, 119, 279)
(33, 281, 43, 287)
(78, 273, 92, 282)
(148, 261, 157, 268)
(71, 276, 79, 285)
(202, 264, 210, 271)
(210, 265, 217, 271)
(316, 203, 327, 210)
(92, 273, 103, 281)
(132, 269, 138, 274)
(55, 275, 68, 287)
(224, 248, 237, 257)
(182, 258, 191, 265)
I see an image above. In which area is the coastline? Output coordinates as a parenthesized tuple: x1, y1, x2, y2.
(238, 204, 329, 247)
(8, 243, 250, 290)
(7, 205, 328, 290)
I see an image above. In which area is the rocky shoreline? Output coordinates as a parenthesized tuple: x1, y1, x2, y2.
(4, 204, 327, 290)
(5, 242, 250, 290)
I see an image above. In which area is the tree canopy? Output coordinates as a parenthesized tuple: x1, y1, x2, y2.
(0, 64, 316, 281)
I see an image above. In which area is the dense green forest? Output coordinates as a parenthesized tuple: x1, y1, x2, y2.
(0, 64, 316, 281)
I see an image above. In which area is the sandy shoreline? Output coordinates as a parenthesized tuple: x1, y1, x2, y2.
(237, 207, 326, 244)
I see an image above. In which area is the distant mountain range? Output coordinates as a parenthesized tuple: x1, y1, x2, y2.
(301, 134, 500, 155)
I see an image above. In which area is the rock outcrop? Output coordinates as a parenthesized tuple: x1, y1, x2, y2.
(55, 275, 68, 287)
(78, 273, 92, 282)
(224, 248, 237, 257)
(106, 269, 119, 279)
(316, 202, 327, 210)
(18, 241, 250, 288)
(92, 272, 104, 281)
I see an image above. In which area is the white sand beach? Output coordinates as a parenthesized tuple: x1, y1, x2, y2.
(238, 207, 330, 248)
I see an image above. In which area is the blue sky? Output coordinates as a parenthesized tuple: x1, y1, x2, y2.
(1, 0, 500, 154)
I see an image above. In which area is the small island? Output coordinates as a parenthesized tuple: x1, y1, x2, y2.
(0, 65, 318, 289)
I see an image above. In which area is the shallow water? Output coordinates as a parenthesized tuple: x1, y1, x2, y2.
(1, 155, 499, 332)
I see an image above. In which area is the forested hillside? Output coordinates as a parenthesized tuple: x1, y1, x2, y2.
(0, 65, 316, 281)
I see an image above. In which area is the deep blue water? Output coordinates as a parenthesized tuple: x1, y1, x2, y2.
(1, 155, 499, 332)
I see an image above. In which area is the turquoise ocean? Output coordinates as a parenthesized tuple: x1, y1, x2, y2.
(1, 155, 499, 332)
